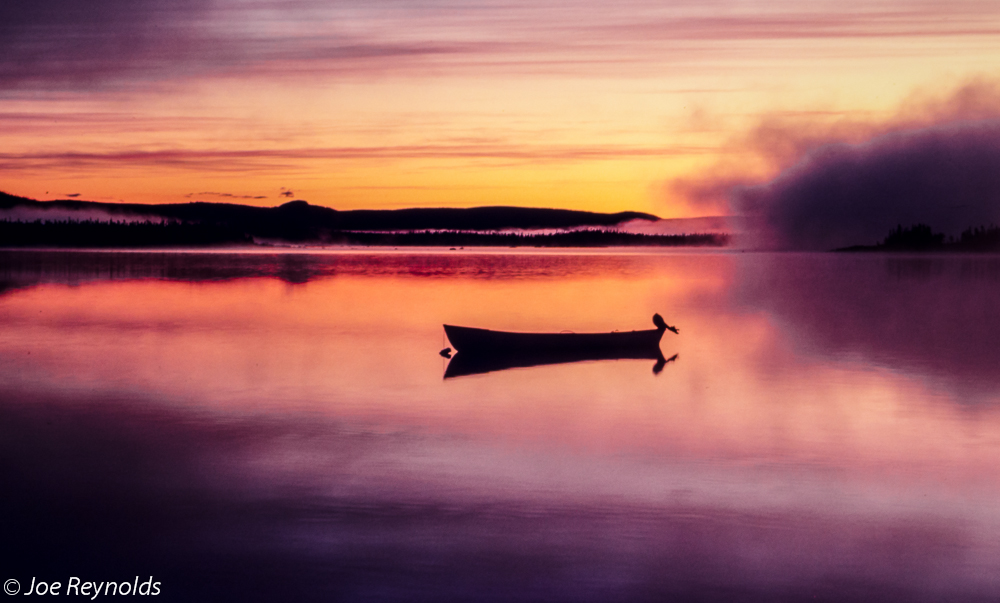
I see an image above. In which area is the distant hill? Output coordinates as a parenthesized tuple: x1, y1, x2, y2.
(0, 192, 659, 241)
(0, 191, 739, 248)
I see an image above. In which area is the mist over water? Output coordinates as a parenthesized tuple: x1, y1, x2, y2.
(3, 249, 1000, 602)
(732, 120, 1000, 250)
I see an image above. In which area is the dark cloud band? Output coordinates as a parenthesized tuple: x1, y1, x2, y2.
(0, 0, 210, 89)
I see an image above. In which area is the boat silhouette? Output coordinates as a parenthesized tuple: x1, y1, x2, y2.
(442, 314, 678, 378)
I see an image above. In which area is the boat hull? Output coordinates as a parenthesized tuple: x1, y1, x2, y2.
(443, 324, 665, 355)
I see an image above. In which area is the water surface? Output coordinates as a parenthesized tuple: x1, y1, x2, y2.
(3, 249, 1000, 602)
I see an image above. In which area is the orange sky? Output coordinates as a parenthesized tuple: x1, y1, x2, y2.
(3, 0, 1000, 217)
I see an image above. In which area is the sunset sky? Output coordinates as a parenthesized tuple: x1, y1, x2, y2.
(4, 0, 1000, 217)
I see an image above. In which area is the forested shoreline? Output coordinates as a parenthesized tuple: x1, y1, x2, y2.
(0, 219, 728, 248)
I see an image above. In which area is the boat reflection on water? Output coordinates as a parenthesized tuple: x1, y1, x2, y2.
(444, 347, 678, 378)
(442, 314, 679, 378)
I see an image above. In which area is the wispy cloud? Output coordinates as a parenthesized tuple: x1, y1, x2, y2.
(0, 142, 711, 173)
(4, 0, 1000, 90)
(184, 191, 267, 200)
(0, 111, 244, 136)
(0, 0, 212, 89)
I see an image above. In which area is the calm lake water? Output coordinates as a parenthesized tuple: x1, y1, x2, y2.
(3, 249, 1000, 602)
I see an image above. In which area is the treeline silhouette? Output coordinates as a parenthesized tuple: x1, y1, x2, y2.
(954, 225, 1000, 251)
(880, 224, 945, 250)
(0, 219, 253, 247)
(0, 219, 728, 248)
(840, 223, 1000, 252)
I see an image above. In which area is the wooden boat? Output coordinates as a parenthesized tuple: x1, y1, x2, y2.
(443, 314, 675, 355)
